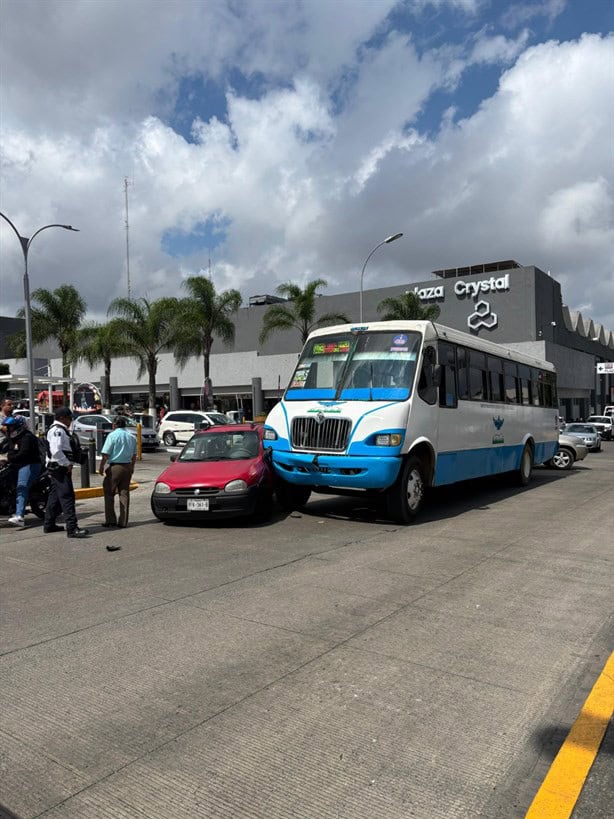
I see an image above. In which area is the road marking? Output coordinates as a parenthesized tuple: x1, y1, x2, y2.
(525, 651, 614, 818)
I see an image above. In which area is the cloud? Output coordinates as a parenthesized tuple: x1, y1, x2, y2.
(1, 2, 612, 333)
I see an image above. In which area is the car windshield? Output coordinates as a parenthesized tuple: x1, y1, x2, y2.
(178, 430, 260, 461)
(566, 424, 596, 433)
(286, 329, 421, 401)
(587, 417, 609, 423)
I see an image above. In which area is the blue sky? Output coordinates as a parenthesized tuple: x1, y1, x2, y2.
(1, 0, 613, 330)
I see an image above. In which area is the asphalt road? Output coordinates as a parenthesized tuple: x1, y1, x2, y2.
(1, 443, 612, 818)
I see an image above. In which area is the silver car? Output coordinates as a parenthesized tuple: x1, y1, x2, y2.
(73, 414, 159, 451)
(545, 433, 588, 470)
(563, 423, 601, 453)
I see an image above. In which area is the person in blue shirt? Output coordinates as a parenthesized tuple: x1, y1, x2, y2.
(98, 416, 137, 528)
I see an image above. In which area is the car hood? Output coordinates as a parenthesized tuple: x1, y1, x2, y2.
(156, 458, 260, 488)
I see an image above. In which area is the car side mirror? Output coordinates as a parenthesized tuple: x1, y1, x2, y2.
(170, 455, 177, 462)
(198, 420, 210, 430)
(264, 446, 273, 462)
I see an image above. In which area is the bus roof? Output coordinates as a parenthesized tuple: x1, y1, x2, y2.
(306, 321, 555, 372)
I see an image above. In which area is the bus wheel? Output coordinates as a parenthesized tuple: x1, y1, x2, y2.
(516, 443, 533, 486)
(386, 456, 426, 524)
(276, 480, 311, 511)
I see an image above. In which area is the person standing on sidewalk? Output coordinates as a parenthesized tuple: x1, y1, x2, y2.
(98, 415, 137, 528)
(44, 407, 89, 538)
(3, 415, 42, 527)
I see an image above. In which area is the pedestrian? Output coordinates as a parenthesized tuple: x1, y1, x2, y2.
(98, 415, 137, 528)
(2, 415, 42, 527)
(44, 407, 90, 538)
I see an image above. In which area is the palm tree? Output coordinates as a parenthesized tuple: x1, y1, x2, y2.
(259, 279, 349, 345)
(108, 296, 182, 414)
(78, 320, 125, 409)
(15, 284, 87, 404)
(172, 277, 242, 399)
(377, 291, 441, 322)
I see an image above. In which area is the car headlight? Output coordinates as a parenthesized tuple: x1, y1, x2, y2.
(224, 479, 247, 493)
(154, 482, 171, 494)
(375, 433, 403, 447)
(264, 428, 277, 441)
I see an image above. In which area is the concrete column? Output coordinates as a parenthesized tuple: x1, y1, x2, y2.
(169, 377, 179, 411)
(252, 377, 263, 418)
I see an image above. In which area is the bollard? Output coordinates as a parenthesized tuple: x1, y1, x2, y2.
(80, 456, 90, 488)
(88, 438, 97, 474)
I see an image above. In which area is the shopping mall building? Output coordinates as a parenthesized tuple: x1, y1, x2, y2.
(1, 260, 612, 420)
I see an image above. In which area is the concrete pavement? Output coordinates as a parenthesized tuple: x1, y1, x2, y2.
(1, 444, 612, 818)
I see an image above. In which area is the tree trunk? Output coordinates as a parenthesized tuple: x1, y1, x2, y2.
(148, 354, 157, 416)
(104, 358, 112, 408)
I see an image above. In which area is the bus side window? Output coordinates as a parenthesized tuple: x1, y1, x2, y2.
(469, 351, 487, 400)
(457, 347, 469, 400)
(418, 346, 438, 405)
(438, 342, 457, 408)
(504, 361, 519, 403)
(488, 356, 504, 402)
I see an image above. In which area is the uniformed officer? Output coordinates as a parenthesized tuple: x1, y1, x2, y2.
(44, 407, 90, 538)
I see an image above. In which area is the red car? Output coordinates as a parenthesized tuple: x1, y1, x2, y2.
(151, 424, 275, 522)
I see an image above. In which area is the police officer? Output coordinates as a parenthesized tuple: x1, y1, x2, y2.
(44, 407, 90, 538)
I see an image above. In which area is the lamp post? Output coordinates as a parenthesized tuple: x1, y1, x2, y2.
(359, 233, 403, 322)
(0, 213, 79, 428)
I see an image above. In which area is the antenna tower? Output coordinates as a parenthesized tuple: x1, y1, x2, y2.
(124, 177, 132, 299)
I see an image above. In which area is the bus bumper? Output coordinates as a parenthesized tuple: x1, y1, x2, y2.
(272, 451, 401, 490)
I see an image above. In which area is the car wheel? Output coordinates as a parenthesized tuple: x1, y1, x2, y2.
(254, 489, 274, 522)
(548, 446, 574, 470)
(386, 455, 426, 524)
(162, 431, 176, 447)
(276, 480, 311, 511)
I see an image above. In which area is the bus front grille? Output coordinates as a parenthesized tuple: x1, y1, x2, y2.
(291, 416, 351, 451)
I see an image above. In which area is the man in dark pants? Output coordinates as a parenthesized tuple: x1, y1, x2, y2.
(44, 407, 89, 538)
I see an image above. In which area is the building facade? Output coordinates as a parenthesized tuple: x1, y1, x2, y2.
(1, 261, 612, 420)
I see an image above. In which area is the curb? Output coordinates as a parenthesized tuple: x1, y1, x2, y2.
(74, 482, 139, 500)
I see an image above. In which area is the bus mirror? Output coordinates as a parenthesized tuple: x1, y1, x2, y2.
(432, 364, 442, 388)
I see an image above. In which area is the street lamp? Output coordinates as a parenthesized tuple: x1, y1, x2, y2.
(359, 233, 403, 322)
(0, 212, 79, 428)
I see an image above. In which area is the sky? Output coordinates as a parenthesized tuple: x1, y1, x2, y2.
(1, 0, 613, 332)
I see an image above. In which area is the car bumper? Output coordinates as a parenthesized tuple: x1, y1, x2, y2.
(151, 485, 261, 519)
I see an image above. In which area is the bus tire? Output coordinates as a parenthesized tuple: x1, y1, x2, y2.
(516, 443, 533, 486)
(276, 480, 311, 511)
(386, 455, 426, 524)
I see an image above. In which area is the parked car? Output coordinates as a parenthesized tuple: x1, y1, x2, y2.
(563, 423, 602, 452)
(151, 424, 274, 521)
(158, 410, 230, 447)
(545, 433, 588, 470)
(585, 415, 613, 440)
(603, 406, 614, 418)
(73, 413, 159, 451)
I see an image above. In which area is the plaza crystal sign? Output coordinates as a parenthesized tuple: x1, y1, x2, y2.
(414, 273, 511, 331)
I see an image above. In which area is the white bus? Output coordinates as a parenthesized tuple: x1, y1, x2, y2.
(264, 321, 559, 523)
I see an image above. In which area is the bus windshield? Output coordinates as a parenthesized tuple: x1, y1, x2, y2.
(285, 330, 421, 401)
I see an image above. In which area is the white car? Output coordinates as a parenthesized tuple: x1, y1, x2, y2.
(585, 415, 613, 440)
(158, 410, 230, 447)
(73, 414, 159, 451)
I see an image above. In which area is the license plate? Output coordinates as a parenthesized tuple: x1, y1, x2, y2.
(187, 499, 209, 511)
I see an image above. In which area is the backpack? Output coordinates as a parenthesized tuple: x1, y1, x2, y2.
(37, 435, 50, 467)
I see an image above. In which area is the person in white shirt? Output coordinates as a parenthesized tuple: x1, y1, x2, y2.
(43, 407, 89, 538)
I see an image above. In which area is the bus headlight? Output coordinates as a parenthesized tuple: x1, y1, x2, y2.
(375, 433, 402, 447)
(264, 428, 277, 441)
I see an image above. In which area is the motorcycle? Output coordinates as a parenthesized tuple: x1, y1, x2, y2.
(0, 461, 51, 520)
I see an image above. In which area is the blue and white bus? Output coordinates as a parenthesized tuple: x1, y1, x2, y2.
(264, 321, 559, 522)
